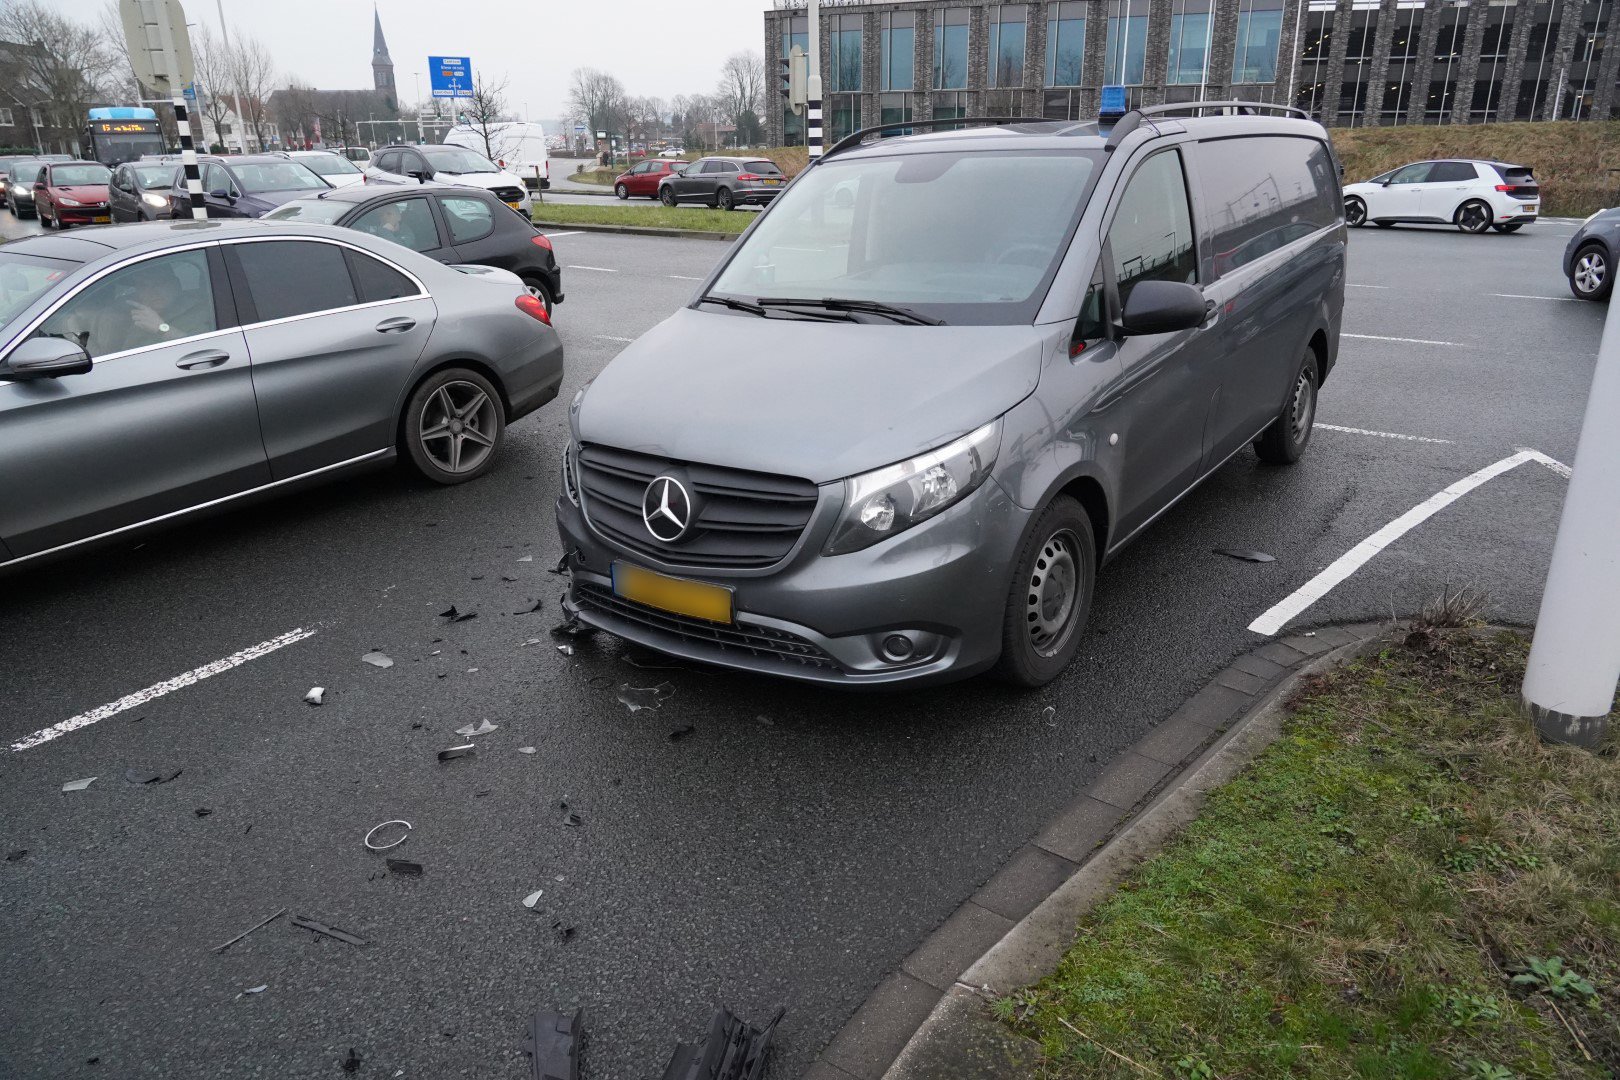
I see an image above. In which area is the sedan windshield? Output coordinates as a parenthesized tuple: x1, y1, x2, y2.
(299, 154, 362, 177)
(131, 164, 174, 187)
(51, 164, 111, 186)
(0, 253, 77, 330)
(262, 198, 348, 224)
(708, 149, 1102, 323)
(10, 163, 43, 182)
(231, 162, 327, 193)
(421, 146, 499, 174)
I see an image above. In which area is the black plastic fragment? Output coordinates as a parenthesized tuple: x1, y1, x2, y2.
(342, 1047, 362, 1073)
(289, 914, 368, 946)
(667, 724, 695, 742)
(562, 811, 584, 828)
(551, 920, 576, 943)
(523, 1007, 582, 1080)
(438, 745, 476, 762)
(386, 858, 423, 876)
(195, 808, 213, 817)
(1213, 548, 1276, 563)
(5, 849, 27, 862)
(659, 1006, 785, 1080)
(125, 767, 182, 785)
(548, 549, 577, 576)
(440, 605, 478, 622)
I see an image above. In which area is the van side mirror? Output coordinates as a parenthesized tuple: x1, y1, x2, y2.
(1119, 281, 1208, 337)
(1, 336, 93, 380)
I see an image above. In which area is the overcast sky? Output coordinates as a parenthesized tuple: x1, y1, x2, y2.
(54, 0, 772, 125)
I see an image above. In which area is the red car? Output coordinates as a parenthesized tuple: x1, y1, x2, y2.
(614, 158, 687, 200)
(35, 160, 114, 229)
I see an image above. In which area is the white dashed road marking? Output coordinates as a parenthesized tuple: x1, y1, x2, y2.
(1247, 450, 1569, 636)
(1488, 293, 1578, 302)
(1343, 332, 1465, 347)
(1317, 423, 1452, 445)
(1346, 283, 1390, 289)
(597, 335, 635, 343)
(668, 274, 704, 281)
(566, 265, 618, 273)
(10, 628, 319, 752)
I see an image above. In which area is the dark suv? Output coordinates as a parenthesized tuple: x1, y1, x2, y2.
(659, 156, 785, 210)
(558, 104, 1345, 687)
(264, 183, 565, 315)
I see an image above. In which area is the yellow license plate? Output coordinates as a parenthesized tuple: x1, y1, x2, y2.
(762, 179, 780, 185)
(505, 200, 523, 209)
(612, 562, 733, 624)
(92, 215, 111, 223)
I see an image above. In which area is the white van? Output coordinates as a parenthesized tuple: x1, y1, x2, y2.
(444, 121, 550, 190)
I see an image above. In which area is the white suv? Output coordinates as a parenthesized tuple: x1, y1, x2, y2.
(365, 144, 532, 213)
(1342, 159, 1539, 234)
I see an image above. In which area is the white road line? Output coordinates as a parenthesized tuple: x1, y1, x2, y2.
(566, 264, 618, 272)
(597, 335, 635, 343)
(10, 628, 318, 752)
(1343, 332, 1465, 347)
(1346, 283, 1390, 289)
(542, 231, 584, 239)
(668, 274, 704, 281)
(1488, 292, 1578, 302)
(1317, 423, 1452, 444)
(1247, 450, 1567, 636)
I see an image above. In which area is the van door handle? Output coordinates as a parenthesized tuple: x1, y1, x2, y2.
(376, 316, 416, 334)
(175, 350, 230, 370)
(1202, 300, 1218, 327)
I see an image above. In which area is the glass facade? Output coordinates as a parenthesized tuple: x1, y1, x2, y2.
(1046, 2, 1086, 86)
(1516, 3, 1560, 120)
(1471, 2, 1513, 121)
(1380, 4, 1423, 121)
(934, 8, 971, 88)
(1427, 3, 1468, 120)
(1338, 6, 1378, 124)
(879, 91, 914, 131)
(1569, 0, 1607, 118)
(779, 14, 807, 147)
(881, 11, 915, 92)
(988, 6, 1028, 87)
(829, 13, 863, 92)
(1168, 0, 1213, 85)
(1232, 0, 1285, 82)
(1106, 0, 1150, 85)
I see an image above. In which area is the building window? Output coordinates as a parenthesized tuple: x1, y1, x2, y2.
(1043, 88, 1085, 118)
(932, 89, 972, 123)
(934, 8, 971, 89)
(829, 92, 861, 142)
(879, 91, 914, 131)
(1046, 2, 1087, 86)
(1105, 0, 1150, 85)
(1168, 0, 1212, 85)
(984, 88, 1024, 114)
(0, 108, 12, 127)
(829, 13, 863, 93)
(881, 11, 916, 91)
(1380, 4, 1422, 120)
(1471, 4, 1512, 120)
(1232, 0, 1285, 82)
(1337, 7, 1377, 124)
(1569, 0, 1607, 119)
(1428, 3, 1469, 119)
(988, 6, 1028, 87)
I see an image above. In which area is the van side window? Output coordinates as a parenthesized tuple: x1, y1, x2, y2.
(1107, 150, 1196, 310)
(1198, 136, 1341, 277)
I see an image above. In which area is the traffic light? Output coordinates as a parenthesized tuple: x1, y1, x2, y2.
(781, 46, 808, 115)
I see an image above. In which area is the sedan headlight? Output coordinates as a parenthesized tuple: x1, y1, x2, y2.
(562, 439, 581, 505)
(141, 192, 168, 208)
(825, 420, 1001, 555)
(57, 196, 81, 207)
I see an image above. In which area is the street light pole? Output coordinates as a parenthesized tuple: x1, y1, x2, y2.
(807, 0, 823, 157)
(210, 0, 247, 150)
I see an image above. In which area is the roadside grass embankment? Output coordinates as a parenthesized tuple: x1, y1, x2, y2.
(533, 202, 752, 235)
(1003, 625, 1619, 1079)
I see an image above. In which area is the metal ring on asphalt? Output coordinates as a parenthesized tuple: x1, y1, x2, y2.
(364, 819, 413, 851)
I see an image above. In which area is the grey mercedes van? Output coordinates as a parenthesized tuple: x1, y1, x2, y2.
(555, 103, 1345, 687)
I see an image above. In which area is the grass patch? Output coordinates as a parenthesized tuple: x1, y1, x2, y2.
(1332, 121, 1620, 217)
(566, 168, 618, 187)
(1003, 628, 1620, 1079)
(531, 202, 752, 235)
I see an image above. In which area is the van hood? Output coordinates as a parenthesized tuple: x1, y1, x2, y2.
(575, 307, 1043, 484)
(436, 169, 527, 192)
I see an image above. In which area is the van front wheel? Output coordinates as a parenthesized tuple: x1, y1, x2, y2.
(993, 496, 1096, 687)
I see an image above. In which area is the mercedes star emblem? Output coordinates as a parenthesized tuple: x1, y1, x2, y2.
(642, 475, 692, 542)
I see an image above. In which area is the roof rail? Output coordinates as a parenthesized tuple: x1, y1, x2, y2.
(816, 116, 1051, 164)
(1132, 100, 1311, 120)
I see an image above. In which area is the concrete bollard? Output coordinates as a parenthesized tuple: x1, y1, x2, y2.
(1522, 291, 1620, 747)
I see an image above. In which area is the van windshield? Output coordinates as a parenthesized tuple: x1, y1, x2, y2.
(421, 146, 499, 174)
(708, 148, 1103, 324)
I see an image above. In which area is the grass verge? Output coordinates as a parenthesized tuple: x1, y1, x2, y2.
(1003, 627, 1619, 1079)
(532, 202, 752, 235)
(566, 168, 618, 186)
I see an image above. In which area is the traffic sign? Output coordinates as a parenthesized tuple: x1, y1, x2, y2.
(428, 56, 473, 99)
(119, 0, 195, 98)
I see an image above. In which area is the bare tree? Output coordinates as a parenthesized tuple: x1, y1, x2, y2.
(716, 51, 766, 136)
(227, 35, 277, 151)
(0, 1, 118, 152)
(460, 71, 511, 160)
(624, 95, 665, 151)
(190, 24, 235, 150)
(566, 67, 628, 142)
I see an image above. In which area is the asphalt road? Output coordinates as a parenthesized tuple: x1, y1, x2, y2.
(0, 213, 1605, 1079)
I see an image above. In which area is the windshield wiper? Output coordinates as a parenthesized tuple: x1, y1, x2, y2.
(755, 297, 943, 325)
(697, 294, 853, 322)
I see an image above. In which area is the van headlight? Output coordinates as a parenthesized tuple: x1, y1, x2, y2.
(824, 420, 1001, 555)
(562, 439, 581, 505)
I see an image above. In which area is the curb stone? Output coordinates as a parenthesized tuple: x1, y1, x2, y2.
(804, 621, 1391, 1080)
(531, 219, 738, 242)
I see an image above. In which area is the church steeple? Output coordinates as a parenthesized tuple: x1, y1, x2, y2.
(371, 5, 396, 105)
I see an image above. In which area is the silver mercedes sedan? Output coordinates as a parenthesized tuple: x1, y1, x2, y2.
(0, 219, 563, 570)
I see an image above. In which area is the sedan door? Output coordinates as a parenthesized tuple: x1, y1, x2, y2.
(345, 194, 448, 260)
(1418, 160, 1482, 220)
(0, 245, 268, 557)
(108, 166, 138, 222)
(1366, 161, 1432, 220)
(675, 159, 712, 201)
(224, 237, 437, 479)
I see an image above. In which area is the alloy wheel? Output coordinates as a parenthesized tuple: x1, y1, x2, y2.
(523, 280, 551, 315)
(1026, 528, 1083, 658)
(1574, 250, 1607, 296)
(418, 380, 498, 474)
(1458, 201, 1491, 233)
(1345, 197, 1366, 227)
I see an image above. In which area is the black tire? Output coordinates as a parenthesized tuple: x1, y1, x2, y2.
(659, 186, 676, 207)
(1254, 351, 1319, 465)
(1374, 220, 1394, 229)
(614, 183, 628, 200)
(1456, 199, 1492, 234)
(401, 367, 506, 485)
(716, 187, 734, 211)
(1344, 196, 1367, 227)
(1569, 243, 1612, 301)
(38, 207, 52, 229)
(519, 275, 555, 318)
(1492, 222, 1523, 233)
(992, 496, 1097, 688)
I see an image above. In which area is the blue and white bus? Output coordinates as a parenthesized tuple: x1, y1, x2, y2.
(82, 107, 166, 166)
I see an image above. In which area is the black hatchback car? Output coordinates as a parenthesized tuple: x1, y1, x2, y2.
(264, 183, 565, 314)
(109, 160, 179, 222)
(165, 155, 329, 219)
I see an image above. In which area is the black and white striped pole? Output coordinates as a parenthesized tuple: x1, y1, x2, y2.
(149, 0, 204, 220)
(807, 0, 823, 158)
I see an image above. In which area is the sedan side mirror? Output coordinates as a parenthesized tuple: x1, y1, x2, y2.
(409, 170, 432, 183)
(1119, 281, 1208, 337)
(1380, 179, 1393, 187)
(1, 336, 93, 381)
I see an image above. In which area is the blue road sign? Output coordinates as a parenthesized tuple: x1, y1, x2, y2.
(428, 56, 473, 99)
(1100, 84, 1128, 116)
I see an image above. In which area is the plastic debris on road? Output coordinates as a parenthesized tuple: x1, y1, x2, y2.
(195, 808, 213, 817)
(551, 920, 576, 943)
(667, 724, 695, 742)
(304, 687, 325, 706)
(342, 1048, 362, 1073)
(520, 600, 544, 614)
(518, 746, 537, 755)
(437, 745, 476, 762)
(244, 985, 268, 994)
(5, 849, 27, 862)
(440, 606, 478, 623)
(290, 914, 368, 947)
(518, 555, 534, 562)
(556, 644, 574, 657)
(659, 1005, 786, 1080)
(616, 683, 674, 713)
(385, 858, 423, 876)
(362, 651, 394, 668)
(212, 908, 286, 953)
(125, 767, 182, 785)
(1213, 548, 1276, 563)
(522, 888, 545, 909)
(523, 1008, 582, 1080)
(61, 777, 97, 792)
(363, 820, 412, 851)
(454, 719, 498, 737)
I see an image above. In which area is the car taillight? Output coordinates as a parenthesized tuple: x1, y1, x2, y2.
(515, 293, 551, 326)
(736, 173, 760, 182)
(1495, 184, 1513, 192)
(530, 233, 552, 251)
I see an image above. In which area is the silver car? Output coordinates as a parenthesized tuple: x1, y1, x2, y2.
(557, 106, 1345, 687)
(0, 220, 562, 570)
